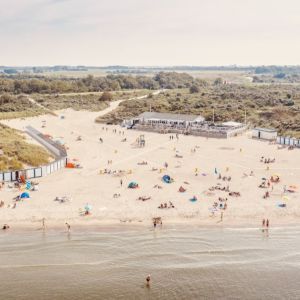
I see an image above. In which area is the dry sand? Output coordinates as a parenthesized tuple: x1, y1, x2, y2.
(1, 106, 300, 229)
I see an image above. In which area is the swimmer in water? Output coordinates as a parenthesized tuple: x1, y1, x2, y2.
(146, 275, 151, 287)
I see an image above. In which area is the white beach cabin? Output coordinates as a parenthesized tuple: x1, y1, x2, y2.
(252, 128, 277, 140)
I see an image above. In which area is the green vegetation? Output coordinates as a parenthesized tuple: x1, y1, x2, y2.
(96, 85, 300, 138)
(0, 72, 194, 94)
(0, 124, 51, 171)
(30, 90, 149, 111)
(0, 93, 45, 120)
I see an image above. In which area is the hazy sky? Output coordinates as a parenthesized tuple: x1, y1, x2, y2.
(1, 0, 300, 66)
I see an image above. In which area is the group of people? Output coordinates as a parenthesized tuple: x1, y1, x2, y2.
(217, 174, 232, 182)
(209, 185, 230, 192)
(169, 134, 179, 141)
(262, 219, 270, 228)
(228, 191, 241, 197)
(260, 157, 275, 164)
(158, 201, 175, 209)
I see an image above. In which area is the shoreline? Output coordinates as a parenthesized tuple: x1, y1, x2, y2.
(2, 217, 300, 235)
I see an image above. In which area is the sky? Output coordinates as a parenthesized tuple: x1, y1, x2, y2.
(0, 0, 300, 66)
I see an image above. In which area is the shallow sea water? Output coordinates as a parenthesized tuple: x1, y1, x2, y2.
(0, 225, 300, 299)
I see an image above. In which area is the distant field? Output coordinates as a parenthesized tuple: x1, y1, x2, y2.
(41, 69, 251, 84)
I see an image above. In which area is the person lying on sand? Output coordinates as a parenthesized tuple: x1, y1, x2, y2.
(153, 184, 162, 189)
(137, 196, 151, 201)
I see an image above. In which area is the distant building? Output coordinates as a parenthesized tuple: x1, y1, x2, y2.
(123, 111, 248, 138)
(252, 128, 277, 140)
(131, 112, 205, 127)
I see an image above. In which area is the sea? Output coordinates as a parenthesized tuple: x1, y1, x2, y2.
(0, 225, 300, 300)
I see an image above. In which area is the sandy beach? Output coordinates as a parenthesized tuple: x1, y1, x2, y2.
(1, 104, 299, 229)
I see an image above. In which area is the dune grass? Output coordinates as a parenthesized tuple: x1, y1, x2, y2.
(0, 124, 51, 172)
(31, 90, 150, 111)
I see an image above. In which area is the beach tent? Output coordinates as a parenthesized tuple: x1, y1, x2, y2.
(162, 175, 173, 184)
(66, 162, 75, 168)
(20, 192, 30, 199)
(178, 186, 186, 193)
(190, 196, 198, 202)
(128, 182, 139, 189)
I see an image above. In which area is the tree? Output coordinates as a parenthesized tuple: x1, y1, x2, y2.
(214, 78, 223, 85)
(189, 85, 200, 94)
(99, 91, 113, 102)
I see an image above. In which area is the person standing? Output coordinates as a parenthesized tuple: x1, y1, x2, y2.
(266, 219, 269, 228)
(146, 275, 151, 287)
(65, 222, 71, 232)
(42, 218, 46, 230)
(120, 179, 123, 188)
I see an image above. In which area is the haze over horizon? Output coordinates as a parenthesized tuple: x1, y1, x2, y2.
(1, 0, 300, 66)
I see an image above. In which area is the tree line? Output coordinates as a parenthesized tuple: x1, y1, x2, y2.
(0, 72, 208, 94)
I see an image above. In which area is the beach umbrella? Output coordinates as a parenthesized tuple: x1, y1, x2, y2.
(128, 181, 138, 188)
(84, 204, 92, 211)
(162, 175, 173, 184)
(20, 192, 30, 199)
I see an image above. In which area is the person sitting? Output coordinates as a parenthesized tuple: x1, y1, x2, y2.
(2, 224, 9, 230)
